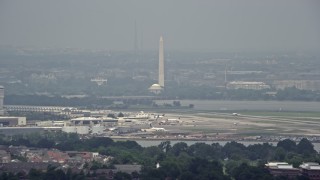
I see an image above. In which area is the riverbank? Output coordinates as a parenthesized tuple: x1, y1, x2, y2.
(111, 136, 320, 152)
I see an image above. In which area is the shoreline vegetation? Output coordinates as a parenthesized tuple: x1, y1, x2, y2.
(0, 132, 319, 179)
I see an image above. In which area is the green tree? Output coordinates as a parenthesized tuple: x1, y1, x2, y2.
(277, 139, 296, 152)
(143, 146, 163, 158)
(159, 161, 181, 179)
(158, 141, 171, 153)
(173, 101, 181, 107)
(297, 138, 316, 155)
(37, 138, 55, 149)
(28, 169, 43, 180)
(117, 112, 124, 117)
(107, 113, 116, 118)
(169, 142, 188, 156)
(114, 172, 132, 180)
(286, 154, 303, 168)
(188, 104, 194, 108)
(187, 158, 228, 180)
(231, 163, 272, 180)
(223, 141, 248, 160)
(179, 171, 195, 180)
(247, 143, 274, 160)
(188, 143, 215, 159)
(273, 147, 286, 161)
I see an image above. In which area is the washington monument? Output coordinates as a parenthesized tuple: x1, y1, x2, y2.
(149, 36, 165, 94)
(158, 36, 164, 87)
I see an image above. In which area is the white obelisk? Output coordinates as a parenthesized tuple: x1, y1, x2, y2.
(0, 86, 4, 116)
(158, 36, 164, 88)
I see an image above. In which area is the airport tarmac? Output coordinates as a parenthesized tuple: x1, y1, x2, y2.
(148, 111, 320, 137)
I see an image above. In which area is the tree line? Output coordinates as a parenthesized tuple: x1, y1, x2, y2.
(0, 132, 319, 179)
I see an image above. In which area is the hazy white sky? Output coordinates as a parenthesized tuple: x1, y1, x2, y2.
(0, 0, 319, 52)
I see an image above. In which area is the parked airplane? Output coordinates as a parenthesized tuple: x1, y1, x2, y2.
(141, 123, 167, 132)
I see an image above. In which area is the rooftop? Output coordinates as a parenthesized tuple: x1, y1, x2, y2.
(229, 81, 267, 85)
(300, 162, 320, 170)
(149, 84, 162, 90)
(266, 162, 297, 169)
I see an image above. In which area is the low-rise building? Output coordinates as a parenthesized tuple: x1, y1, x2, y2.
(114, 164, 142, 174)
(266, 162, 300, 179)
(0, 162, 60, 175)
(273, 80, 320, 91)
(227, 81, 270, 90)
(0, 150, 11, 163)
(66, 151, 98, 162)
(0, 117, 26, 126)
(300, 162, 320, 180)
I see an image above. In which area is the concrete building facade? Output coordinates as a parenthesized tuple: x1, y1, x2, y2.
(227, 81, 270, 90)
(0, 117, 26, 126)
(273, 80, 320, 91)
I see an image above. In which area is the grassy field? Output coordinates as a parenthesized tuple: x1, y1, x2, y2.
(123, 105, 320, 137)
(236, 111, 320, 118)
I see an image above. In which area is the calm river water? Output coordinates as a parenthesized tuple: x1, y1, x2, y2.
(134, 140, 320, 152)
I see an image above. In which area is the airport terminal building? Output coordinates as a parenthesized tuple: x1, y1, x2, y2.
(0, 117, 27, 126)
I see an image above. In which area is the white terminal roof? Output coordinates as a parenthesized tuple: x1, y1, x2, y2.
(229, 81, 267, 85)
(266, 162, 295, 169)
(71, 117, 101, 121)
(277, 165, 294, 169)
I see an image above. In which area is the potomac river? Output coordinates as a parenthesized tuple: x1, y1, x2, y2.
(133, 140, 320, 152)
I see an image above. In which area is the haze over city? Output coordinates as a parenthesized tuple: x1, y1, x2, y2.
(0, 0, 320, 52)
(1, 1, 320, 179)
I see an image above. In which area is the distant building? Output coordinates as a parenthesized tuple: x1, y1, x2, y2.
(273, 80, 320, 91)
(0, 150, 11, 163)
(300, 162, 320, 180)
(149, 84, 163, 94)
(4, 105, 73, 113)
(0, 127, 60, 136)
(70, 117, 102, 126)
(91, 77, 107, 86)
(266, 162, 300, 179)
(227, 81, 270, 90)
(0, 117, 26, 126)
(266, 162, 320, 180)
(0, 162, 60, 175)
(114, 164, 142, 174)
(35, 121, 65, 127)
